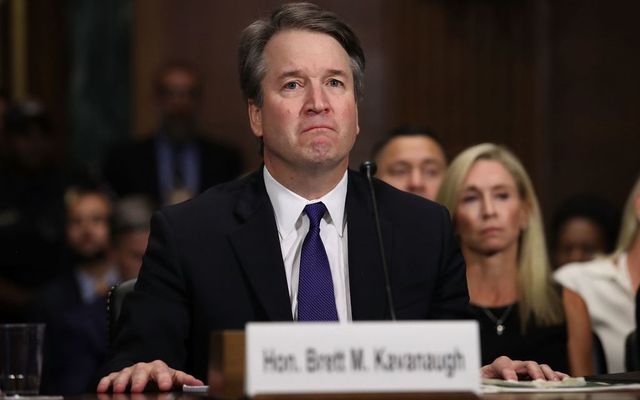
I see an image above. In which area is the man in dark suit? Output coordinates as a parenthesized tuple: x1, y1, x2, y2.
(103, 61, 243, 207)
(32, 185, 118, 394)
(98, 3, 567, 393)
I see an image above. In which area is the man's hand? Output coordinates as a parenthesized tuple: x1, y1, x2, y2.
(96, 360, 204, 393)
(481, 356, 570, 381)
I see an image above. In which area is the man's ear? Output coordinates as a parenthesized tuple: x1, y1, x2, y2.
(355, 105, 360, 137)
(248, 100, 263, 138)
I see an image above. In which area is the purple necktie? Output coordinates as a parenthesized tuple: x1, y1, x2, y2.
(297, 202, 339, 321)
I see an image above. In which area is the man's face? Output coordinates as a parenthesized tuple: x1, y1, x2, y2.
(248, 29, 359, 175)
(157, 68, 200, 139)
(66, 194, 111, 262)
(376, 136, 447, 201)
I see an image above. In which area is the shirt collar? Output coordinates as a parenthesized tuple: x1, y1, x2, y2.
(75, 267, 120, 304)
(263, 166, 348, 240)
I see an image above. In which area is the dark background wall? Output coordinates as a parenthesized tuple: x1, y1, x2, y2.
(5, 0, 640, 221)
(131, 0, 640, 216)
(546, 1, 640, 215)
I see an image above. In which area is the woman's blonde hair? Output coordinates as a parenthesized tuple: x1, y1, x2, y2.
(614, 174, 640, 255)
(437, 143, 563, 328)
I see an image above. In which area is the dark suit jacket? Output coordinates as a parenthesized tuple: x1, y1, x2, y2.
(102, 135, 243, 205)
(30, 274, 108, 395)
(101, 169, 468, 381)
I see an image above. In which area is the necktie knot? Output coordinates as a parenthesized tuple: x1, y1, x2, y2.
(304, 202, 327, 229)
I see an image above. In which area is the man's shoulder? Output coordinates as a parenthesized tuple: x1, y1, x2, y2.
(39, 273, 79, 299)
(159, 171, 263, 221)
(30, 273, 81, 319)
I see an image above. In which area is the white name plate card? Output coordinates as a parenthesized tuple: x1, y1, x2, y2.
(245, 321, 480, 396)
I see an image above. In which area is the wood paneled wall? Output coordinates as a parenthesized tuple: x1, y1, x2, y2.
(378, 0, 569, 219)
(547, 1, 640, 211)
(129, 0, 640, 218)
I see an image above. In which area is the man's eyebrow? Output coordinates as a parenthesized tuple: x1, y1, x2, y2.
(420, 158, 445, 166)
(276, 69, 349, 80)
(327, 69, 348, 77)
(389, 160, 411, 167)
(277, 70, 303, 80)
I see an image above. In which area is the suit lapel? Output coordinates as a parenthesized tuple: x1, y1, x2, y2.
(228, 172, 293, 322)
(346, 171, 393, 321)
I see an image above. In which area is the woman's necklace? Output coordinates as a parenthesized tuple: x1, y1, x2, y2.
(480, 304, 515, 335)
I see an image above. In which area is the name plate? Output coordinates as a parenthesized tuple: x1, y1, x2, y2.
(245, 321, 480, 396)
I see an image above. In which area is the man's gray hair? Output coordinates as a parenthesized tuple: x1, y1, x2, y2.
(238, 2, 365, 107)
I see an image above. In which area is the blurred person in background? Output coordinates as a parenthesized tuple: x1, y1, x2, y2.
(103, 60, 243, 207)
(0, 101, 66, 321)
(373, 125, 447, 201)
(555, 174, 640, 373)
(551, 194, 620, 269)
(437, 143, 591, 376)
(31, 183, 117, 395)
(111, 196, 152, 280)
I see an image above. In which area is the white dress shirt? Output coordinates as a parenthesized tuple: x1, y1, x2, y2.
(263, 166, 351, 322)
(554, 253, 636, 373)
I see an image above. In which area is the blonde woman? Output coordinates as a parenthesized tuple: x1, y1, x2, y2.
(555, 174, 640, 373)
(437, 143, 590, 376)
